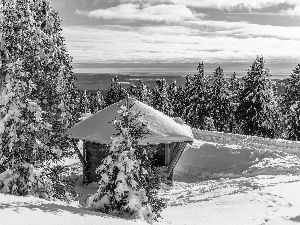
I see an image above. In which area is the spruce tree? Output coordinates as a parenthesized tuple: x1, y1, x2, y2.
(152, 78, 173, 116)
(228, 72, 243, 133)
(96, 90, 105, 112)
(282, 64, 300, 111)
(167, 80, 184, 118)
(182, 62, 210, 129)
(105, 76, 126, 106)
(167, 80, 178, 106)
(229, 72, 243, 104)
(126, 81, 137, 98)
(208, 67, 231, 132)
(285, 101, 300, 140)
(88, 104, 165, 221)
(126, 79, 151, 105)
(0, 0, 80, 195)
(235, 56, 277, 138)
(83, 90, 91, 113)
(281, 64, 300, 140)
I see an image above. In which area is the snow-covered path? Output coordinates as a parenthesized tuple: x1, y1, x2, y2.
(2, 137, 300, 225)
(0, 193, 148, 225)
(1, 175, 300, 225)
(159, 175, 300, 225)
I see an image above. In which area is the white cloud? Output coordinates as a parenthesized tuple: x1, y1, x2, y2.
(62, 22, 300, 66)
(75, 3, 202, 23)
(120, 0, 300, 11)
(186, 20, 300, 40)
(281, 4, 300, 16)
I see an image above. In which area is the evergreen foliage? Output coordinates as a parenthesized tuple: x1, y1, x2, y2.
(74, 90, 86, 114)
(208, 67, 231, 132)
(229, 72, 243, 104)
(235, 56, 278, 138)
(152, 78, 173, 116)
(127, 79, 152, 105)
(282, 64, 300, 111)
(284, 101, 300, 141)
(167, 80, 185, 118)
(95, 90, 105, 112)
(88, 104, 166, 221)
(281, 64, 300, 140)
(83, 90, 90, 113)
(0, 0, 80, 181)
(182, 62, 210, 129)
(105, 76, 127, 106)
(228, 72, 243, 133)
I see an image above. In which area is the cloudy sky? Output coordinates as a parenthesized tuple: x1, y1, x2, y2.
(51, 0, 300, 75)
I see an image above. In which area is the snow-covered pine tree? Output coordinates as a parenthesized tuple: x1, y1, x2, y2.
(281, 64, 300, 140)
(172, 85, 186, 118)
(282, 64, 300, 111)
(228, 72, 243, 133)
(208, 66, 231, 132)
(167, 80, 183, 118)
(135, 79, 152, 105)
(167, 80, 178, 105)
(235, 56, 278, 138)
(284, 101, 300, 140)
(95, 90, 105, 112)
(76, 90, 87, 113)
(182, 62, 210, 129)
(83, 90, 90, 113)
(152, 78, 173, 116)
(126, 79, 152, 105)
(88, 104, 165, 222)
(229, 72, 242, 104)
(105, 76, 127, 106)
(0, 0, 80, 195)
(126, 81, 137, 98)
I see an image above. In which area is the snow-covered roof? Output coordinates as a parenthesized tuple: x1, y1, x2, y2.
(67, 97, 194, 145)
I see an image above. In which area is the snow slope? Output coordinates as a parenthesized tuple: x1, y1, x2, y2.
(0, 193, 148, 225)
(174, 139, 300, 182)
(160, 175, 300, 225)
(2, 133, 300, 225)
(1, 175, 300, 225)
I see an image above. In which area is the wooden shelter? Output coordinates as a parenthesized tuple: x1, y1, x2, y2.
(67, 97, 193, 185)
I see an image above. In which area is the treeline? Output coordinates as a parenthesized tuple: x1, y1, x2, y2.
(78, 56, 300, 141)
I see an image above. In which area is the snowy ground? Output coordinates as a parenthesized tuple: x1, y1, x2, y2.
(1, 137, 300, 225)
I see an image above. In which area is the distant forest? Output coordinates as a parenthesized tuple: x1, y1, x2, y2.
(76, 56, 300, 141)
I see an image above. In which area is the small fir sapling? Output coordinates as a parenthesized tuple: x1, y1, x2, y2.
(87, 103, 166, 222)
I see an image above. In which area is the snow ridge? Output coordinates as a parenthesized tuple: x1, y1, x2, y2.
(193, 129, 300, 153)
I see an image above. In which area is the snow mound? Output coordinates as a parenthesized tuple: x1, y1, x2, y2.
(173, 139, 300, 183)
(193, 129, 300, 154)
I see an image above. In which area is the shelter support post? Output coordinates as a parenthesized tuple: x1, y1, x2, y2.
(165, 144, 171, 166)
(82, 141, 86, 184)
(165, 143, 175, 186)
(167, 142, 187, 185)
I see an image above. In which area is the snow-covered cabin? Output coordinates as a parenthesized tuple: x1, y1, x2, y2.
(67, 97, 194, 184)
